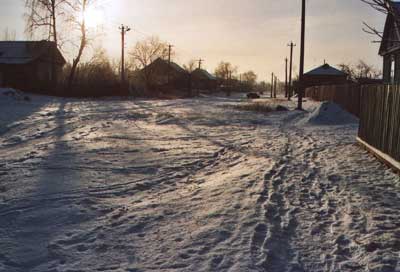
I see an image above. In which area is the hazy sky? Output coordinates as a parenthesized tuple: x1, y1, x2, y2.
(0, 0, 387, 80)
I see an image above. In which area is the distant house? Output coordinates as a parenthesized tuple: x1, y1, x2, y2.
(140, 57, 189, 92)
(379, 2, 400, 84)
(0, 41, 66, 91)
(191, 68, 217, 91)
(303, 63, 348, 87)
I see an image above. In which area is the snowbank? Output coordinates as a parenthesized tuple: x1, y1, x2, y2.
(0, 88, 31, 102)
(302, 101, 358, 126)
(0, 88, 34, 135)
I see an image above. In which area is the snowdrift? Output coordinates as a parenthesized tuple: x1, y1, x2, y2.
(303, 101, 358, 126)
(0, 88, 31, 102)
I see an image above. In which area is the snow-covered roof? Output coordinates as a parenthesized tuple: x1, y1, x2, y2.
(0, 41, 65, 65)
(169, 61, 187, 74)
(193, 68, 217, 80)
(305, 64, 347, 76)
(147, 57, 188, 74)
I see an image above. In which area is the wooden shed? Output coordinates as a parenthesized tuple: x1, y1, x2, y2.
(0, 41, 66, 92)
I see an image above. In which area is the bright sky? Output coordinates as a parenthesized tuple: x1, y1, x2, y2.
(0, 0, 386, 81)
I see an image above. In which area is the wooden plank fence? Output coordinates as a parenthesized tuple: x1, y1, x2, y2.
(306, 83, 400, 170)
(358, 85, 400, 164)
(305, 84, 361, 117)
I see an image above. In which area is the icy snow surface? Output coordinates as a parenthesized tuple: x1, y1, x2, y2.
(0, 91, 399, 272)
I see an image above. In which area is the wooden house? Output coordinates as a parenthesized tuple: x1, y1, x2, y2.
(191, 68, 217, 91)
(303, 63, 348, 87)
(0, 41, 66, 91)
(379, 2, 400, 84)
(141, 57, 189, 92)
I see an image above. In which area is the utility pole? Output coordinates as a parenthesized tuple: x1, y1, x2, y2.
(298, 0, 306, 110)
(48, 15, 52, 41)
(271, 73, 274, 98)
(167, 44, 174, 85)
(227, 70, 232, 97)
(288, 41, 296, 100)
(119, 24, 131, 84)
(285, 58, 288, 98)
(274, 76, 277, 98)
(197, 59, 204, 69)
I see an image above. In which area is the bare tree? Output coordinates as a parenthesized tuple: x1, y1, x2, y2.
(24, 0, 104, 91)
(361, 0, 399, 41)
(129, 36, 170, 91)
(66, 0, 99, 90)
(338, 60, 382, 79)
(24, 0, 70, 45)
(183, 59, 197, 73)
(338, 63, 356, 79)
(24, 0, 70, 87)
(215, 61, 238, 81)
(75, 46, 117, 84)
(241, 70, 258, 89)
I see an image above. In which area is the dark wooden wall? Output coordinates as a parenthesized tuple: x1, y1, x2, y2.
(305, 84, 361, 117)
(358, 85, 400, 162)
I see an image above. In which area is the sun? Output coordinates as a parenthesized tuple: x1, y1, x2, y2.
(84, 7, 104, 28)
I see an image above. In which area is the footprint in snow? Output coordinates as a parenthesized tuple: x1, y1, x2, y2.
(328, 174, 342, 182)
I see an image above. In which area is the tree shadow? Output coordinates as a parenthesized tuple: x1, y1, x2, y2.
(0, 97, 49, 136)
(0, 100, 97, 271)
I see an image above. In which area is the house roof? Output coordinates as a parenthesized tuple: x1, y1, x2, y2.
(192, 68, 217, 80)
(392, 1, 400, 11)
(0, 41, 66, 65)
(305, 63, 347, 76)
(148, 57, 188, 74)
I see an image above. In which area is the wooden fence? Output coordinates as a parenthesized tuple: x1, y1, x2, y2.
(358, 85, 400, 164)
(305, 84, 361, 117)
(306, 84, 400, 170)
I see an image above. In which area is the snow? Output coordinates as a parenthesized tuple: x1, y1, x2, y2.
(0, 91, 399, 272)
(302, 101, 358, 126)
(0, 88, 31, 101)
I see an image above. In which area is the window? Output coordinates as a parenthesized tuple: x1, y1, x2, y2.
(390, 55, 396, 84)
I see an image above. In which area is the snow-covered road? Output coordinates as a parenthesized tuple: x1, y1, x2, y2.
(0, 92, 399, 272)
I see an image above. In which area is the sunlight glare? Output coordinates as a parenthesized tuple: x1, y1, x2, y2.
(84, 7, 104, 28)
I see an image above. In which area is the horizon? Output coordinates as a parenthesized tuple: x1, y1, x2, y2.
(0, 0, 387, 81)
